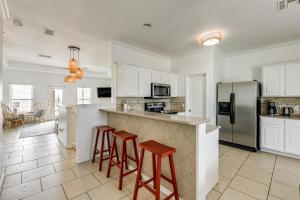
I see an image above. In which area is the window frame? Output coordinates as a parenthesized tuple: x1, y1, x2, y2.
(9, 83, 34, 113)
(77, 87, 92, 105)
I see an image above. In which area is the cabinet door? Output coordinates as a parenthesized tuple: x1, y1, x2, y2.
(260, 117, 284, 152)
(160, 72, 169, 84)
(169, 73, 178, 97)
(285, 120, 300, 155)
(138, 68, 151, 97)
(123, 65, 139, 96)
(262, 65, 285, 97)
(151, 71, 161, 83)
(286, 63, 300, 97)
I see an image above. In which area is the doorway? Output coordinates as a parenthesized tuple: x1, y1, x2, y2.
(48, 87, 65, 119)
(186, 74, 206, 117)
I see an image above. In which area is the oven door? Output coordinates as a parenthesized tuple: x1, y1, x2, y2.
(151, 83, 171, 98)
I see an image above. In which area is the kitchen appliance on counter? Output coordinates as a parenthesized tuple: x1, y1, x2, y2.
(151, 83, 171, 98)
(267, 101, 277, 116)
(144, 102, 178, 114)
(282, 107, 294, 116)
(217, 81, 261, 151)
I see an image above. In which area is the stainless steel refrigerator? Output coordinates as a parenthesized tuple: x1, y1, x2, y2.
(217, 81, 261, 151)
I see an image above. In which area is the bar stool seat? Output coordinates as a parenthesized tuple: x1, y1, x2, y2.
(133, 140, 179, 200)
(96, 125, 115, 132)
(107, 130, 139, 190)
(112, 130, 137, 141)
(139, 140, 176, 156)
(92, 125, 119, 171)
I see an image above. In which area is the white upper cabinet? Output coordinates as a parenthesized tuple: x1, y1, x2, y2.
(262, 65, 285, 97)
(116, 63, 179, 97)
(151, 70, 170, 84)
(116, 64, 139, 97)
(169, 73, 178, 97)
(138, 68, 151, 97)
(151, 71, 161, 83)
(260, 117, 285, 152)
(285, 119, 300, 156)
(160, 72, 169, 84)
(286, 63, 300, 97)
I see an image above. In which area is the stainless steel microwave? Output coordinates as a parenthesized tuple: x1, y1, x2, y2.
(151, 83, 171, 98)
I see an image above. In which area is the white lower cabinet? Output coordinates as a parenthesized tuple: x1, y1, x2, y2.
(285, 119, 300, 155)
(260, 117, 285, 152)
(260, 117, 300, 156)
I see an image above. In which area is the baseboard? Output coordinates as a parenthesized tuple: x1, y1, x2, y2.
(261, 148, 300, 159)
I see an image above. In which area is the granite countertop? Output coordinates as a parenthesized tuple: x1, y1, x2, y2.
(100, 108, 210, 125)
(260, 115, 300, 120)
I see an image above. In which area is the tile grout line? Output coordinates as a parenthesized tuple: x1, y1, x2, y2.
(266, 154, 278, 199)
(60, 183, 69, 199)
(217, 151, 261, 200)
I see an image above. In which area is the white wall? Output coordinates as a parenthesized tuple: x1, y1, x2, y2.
(224, 40, 300, 82)
(171, 49, 225, 124)
(3, 68, 111, 107)
(0, 20, 4, 184)
(111, 41, 170, 71)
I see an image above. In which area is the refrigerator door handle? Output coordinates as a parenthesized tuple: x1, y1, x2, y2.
(230, 93, 235, 124)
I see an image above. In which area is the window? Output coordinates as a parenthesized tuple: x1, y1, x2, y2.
(9, 84, 33, 113)
(77, 87, 92, 104)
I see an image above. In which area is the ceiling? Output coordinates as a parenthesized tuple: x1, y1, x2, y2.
(4, 0, 300, 70)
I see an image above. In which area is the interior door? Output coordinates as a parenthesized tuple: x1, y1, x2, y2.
(217, 83, 233, 142)
(187, 75, 206, 117)
(232, 82, 258, 148)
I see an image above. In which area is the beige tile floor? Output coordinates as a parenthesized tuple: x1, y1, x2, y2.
(1, 128, 300, 200)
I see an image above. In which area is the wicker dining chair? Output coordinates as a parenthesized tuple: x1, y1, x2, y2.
(1, 103, 24, 129)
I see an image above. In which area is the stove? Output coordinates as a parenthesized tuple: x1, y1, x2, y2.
(144, 102, 178, 114)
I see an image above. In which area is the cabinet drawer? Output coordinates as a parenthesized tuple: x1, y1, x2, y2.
(260, 117, 285, 126)
(285, 119, 300, 127)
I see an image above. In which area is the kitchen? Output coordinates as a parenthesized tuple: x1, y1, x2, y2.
(1, 1, 300, 200)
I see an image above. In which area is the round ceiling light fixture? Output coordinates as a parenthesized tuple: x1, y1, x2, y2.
(198, 31, 224, 47)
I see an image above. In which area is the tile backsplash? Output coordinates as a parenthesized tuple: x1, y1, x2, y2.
(261, 97, 300, 116)
(116, 97, 185, 112)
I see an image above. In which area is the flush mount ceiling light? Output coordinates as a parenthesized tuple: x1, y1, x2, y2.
(64, 46, 84, 83)
(198, 31, 224, 47)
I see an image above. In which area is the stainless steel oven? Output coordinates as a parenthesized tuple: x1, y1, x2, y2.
(151, 83, 171, 98)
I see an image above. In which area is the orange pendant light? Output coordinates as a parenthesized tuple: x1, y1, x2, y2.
(64, 75, 75, 83)
(69, 58, 78, 73)
(65, 46, 84, 83)
(75, 67, 84, 80)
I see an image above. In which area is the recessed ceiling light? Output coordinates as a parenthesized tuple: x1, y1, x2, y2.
(38, 54, 52, 58)
(13, 18, 23, 27)
(143, 23, 152, 29)
(198, 31, 224, 47)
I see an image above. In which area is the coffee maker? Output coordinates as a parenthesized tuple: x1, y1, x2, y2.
(267, 101, 277, 116)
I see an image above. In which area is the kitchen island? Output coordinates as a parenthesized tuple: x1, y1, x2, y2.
(97, 108, 219, 200)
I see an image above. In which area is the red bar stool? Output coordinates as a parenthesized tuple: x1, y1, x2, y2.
(133, 140, 179, 200)
(92, 125, 119, 171)
(106, 130, 139, 190)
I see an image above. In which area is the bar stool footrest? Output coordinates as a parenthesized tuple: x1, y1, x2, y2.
(161, 174, 172, 183)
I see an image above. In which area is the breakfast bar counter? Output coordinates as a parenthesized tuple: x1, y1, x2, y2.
(97, 108, 219, 200)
